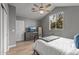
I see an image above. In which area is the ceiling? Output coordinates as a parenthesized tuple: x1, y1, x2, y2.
(10, 3, 79, 20)
(54, 3, 79, 7)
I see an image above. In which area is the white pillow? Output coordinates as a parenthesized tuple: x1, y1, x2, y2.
(42, 35, 59, 42)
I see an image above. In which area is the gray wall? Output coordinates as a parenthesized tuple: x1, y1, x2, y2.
(40, 6, 79, 39)
(9, 5, 16, 46)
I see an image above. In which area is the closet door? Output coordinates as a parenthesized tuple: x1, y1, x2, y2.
(0, 4, 8, 55)
(3, 7, 8, 53)
(0, 4, 4, 55)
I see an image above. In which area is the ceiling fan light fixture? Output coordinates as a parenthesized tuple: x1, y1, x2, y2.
(39, 10, 44, 14)
(32, 3, 51, 14)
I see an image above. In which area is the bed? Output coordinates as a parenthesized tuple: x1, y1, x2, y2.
(33, 36, 79, 55)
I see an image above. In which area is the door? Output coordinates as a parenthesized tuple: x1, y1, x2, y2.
(16, 20, 25, 41)
(1, 4, 4, 55)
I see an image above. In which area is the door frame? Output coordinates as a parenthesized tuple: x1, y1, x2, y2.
(16, 20, 25, 41)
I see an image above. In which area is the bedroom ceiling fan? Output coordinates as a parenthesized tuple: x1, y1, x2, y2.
(32, 3, 52, 14)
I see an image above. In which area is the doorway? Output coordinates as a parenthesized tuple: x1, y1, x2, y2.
(16, 20, 25, 42)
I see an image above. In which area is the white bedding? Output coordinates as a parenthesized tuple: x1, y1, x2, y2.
(33, 36, 79, 55)
(42, 35, 59, 42)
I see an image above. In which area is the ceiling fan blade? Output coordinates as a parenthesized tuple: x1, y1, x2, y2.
(40, 3, 43, 8)
(44, 9, 51, 12)
(34, 4, 39, 7)
(45, 4, 51, 8)
(32, 8, 36, 10)
(32, 10, 37, 12)
(32, 10, 38, 12)
(32, 8, 39, 12)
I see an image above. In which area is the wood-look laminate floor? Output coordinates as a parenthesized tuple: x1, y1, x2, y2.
(7, 40, 34, 55)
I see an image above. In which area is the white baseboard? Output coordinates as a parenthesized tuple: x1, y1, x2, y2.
(9, 44, 16, 48)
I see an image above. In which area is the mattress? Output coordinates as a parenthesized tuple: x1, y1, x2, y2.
(33, 37, 79, 55)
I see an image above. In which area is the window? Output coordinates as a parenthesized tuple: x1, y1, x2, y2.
(49, 11, 64, 30)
